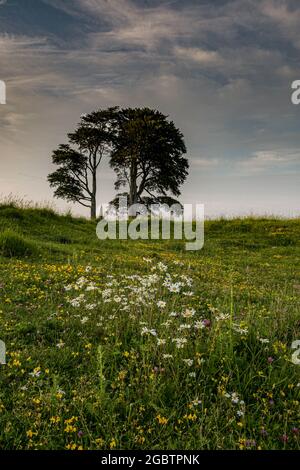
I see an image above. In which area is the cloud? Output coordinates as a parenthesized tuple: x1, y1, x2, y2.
(174, 47, 223, 65)
(0, 0, 299, 215)
(192, 157, 220, 168)
(237, 150, 300, 174)
(261, 0, 300, 49)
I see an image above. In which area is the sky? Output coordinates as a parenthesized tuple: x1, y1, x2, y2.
(0, 0, 299, 218)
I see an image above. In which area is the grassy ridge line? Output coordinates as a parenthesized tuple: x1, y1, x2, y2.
(0, 202, 299, 260)
(0, 203, 299, 450)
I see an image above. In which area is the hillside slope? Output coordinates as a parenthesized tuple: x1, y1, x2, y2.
(0, 204, 299, 450)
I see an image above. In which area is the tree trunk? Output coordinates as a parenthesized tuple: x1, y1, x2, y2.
(91, 158, 97, 220)
(90, 196, 96, 220)
(129, 156, 138, 207)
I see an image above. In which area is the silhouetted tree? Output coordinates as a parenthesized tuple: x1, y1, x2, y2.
(110, 108, 188, 208)
(48, 107, 118, 219)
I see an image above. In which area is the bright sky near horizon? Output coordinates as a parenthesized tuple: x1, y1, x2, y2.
(0, 0, 299, 217)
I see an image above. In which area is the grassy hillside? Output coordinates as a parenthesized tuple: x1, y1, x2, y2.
(0, 203, 299, 450)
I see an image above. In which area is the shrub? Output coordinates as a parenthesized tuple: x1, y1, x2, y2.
(0, 230, 37, 258)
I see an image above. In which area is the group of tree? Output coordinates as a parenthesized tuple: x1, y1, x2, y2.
(47, 107, 189, 219)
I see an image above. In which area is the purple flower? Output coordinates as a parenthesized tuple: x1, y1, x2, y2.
(280, 434, 289, 443)
(292, 427, 299, 435)
(78, 430, 84, 438)
(202, 319, 211, 328)
(267, 356, 274, 364)
(245, 439, 256, 448)
(260, 428, 268, 437)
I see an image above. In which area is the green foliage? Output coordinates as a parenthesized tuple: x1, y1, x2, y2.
(0, 230, 37, 258)
(48, 107, 119, 219)
(48, 106, 189, 217)
(111, 107, 189, 206)
(0, 206, 299, 450)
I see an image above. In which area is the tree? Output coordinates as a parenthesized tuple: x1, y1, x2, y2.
(110, 108, 189, 209)
(48, 107, 118, 219)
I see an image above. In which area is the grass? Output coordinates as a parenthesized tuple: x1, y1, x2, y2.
(0, 230, 37, 258)
(0, 201, 299, 450)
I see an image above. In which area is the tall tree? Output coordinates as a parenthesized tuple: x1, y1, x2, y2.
(110, 108, 189, 209)
(48, 107, 118, 219)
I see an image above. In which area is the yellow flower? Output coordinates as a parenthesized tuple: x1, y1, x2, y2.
(64, 424, 77, 433)
(50, 416, 60, 424)
(12, 359, 21, 367)
(66, 443, 77, 450)
(156, 414, 168, 425)
(110, 438, 117, 449)
(95, 438, 105, 447)
(183, 413, 197, 422)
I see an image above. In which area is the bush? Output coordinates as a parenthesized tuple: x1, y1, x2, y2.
(0, 230, 37, 258)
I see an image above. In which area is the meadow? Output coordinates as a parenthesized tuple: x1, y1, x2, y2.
(0, 201, 299, 450)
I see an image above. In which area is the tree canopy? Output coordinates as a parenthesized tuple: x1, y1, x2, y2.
(48, 106, 189, 218)
(110, 107, 188, 209)
(47, 107, 118, 219)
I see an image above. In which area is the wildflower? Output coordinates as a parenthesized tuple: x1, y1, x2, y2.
(182, 359, 194, 367)
(95, 438, 105, 447)
(183, 413, 197, 421)
(29, 367, 42, 378)
(169, 311, 179, 317)
(172, 338, 188, 349)
(86, 303, 97, 310)
(157, 301, 166, 309)
(182, 308, 195, 318)
(50, 416, 60, 424)
(259, 338, 270, 344)
(157, 338, 166, 346)
(153, 366, 165, 374)
(216, 313, 230, 321)
(245, 439, 256, 448)
(141, 327, 157, 337)
(64, 424, 77, 433)
(163, 354, 173, 359)
(179, 323, 192, 330)
(157, 262, 168, 272)
(194, 321, 205, 330)
(156, 415, 168, 425)
(190, 399, 202, 407)
(267, 356, 274, 364)
(110, 438, 117, 449)
(231, 393, 240, 404)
